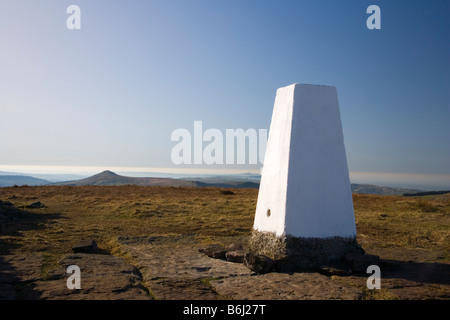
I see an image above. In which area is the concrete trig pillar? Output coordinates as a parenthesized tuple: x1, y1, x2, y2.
(249, 83, 363, 272)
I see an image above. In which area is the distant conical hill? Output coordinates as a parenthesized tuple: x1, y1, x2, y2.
(54, 170, 199, 187)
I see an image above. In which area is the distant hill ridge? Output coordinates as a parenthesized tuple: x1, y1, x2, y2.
(350, 183, 422, 196)
(49, 171, 425, 194)
(53, 170, 259, 188)
(0, 175, 50, 187)
(2, 170, 448, 196)
(54, 170, 199, 187)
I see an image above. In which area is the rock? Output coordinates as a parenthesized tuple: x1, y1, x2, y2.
(344, 252, 380, 273)
(210, 250, 227, 260)
(226, 251, 245, 263)
(198, 244, 227, 259)
(72, 239, 99, 254)
(219, 190, 234, 195)
(199, 243, 246, 262)
(244, 253, 276, 274)
(227, 243, 244, 251)
(26, 201, 45, 209)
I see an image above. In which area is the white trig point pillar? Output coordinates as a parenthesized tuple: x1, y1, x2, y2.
(249, 83, 363, 272)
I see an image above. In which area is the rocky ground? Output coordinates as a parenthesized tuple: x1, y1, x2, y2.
(1, 234, 449, 300)
(1, 187, 449, 300)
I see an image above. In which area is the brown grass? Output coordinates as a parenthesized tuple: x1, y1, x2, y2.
(352, 194, 450, 257)
(1, 185, 449, 266)
(0, 186, 256, 255)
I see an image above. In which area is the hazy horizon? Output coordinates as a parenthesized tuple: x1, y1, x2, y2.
(1, 165, 450, 191)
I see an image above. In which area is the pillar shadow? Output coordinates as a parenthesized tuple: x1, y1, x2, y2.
(378, 259, 450, 285)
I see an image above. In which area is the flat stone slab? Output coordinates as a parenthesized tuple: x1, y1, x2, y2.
(36, 253, 150, 300)
(120, 236, 450, 300)
(0, 253, 150, 300)
(122, 242, 252, 300)
(0, 253, 43, 299)
(2, 236, 449, 300)
(120, 237, 364, 300)
(210, 272, 362, 300)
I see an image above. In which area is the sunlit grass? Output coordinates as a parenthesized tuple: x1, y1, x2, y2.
(0, 186, 449, 262)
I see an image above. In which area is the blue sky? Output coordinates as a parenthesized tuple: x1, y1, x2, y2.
(0, 1, 449, 185)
